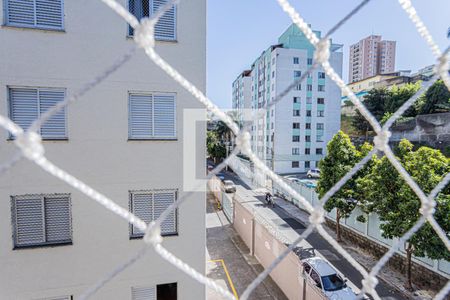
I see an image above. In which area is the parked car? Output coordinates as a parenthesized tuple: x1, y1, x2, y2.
(307, 168, 321, 179)
(223, 180, 236, 193)
(299, 179, 317, 188)
(302, 257, 357, 300)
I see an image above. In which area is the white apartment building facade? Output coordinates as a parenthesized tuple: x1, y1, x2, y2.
(0, 0, 206, 299)
(231, 70, 252, 126)
(232, 24, 343, 174)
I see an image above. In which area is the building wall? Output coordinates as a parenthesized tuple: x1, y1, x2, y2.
(349, 35, 396, 83)
(233, 25, 343, 175)
(0, 0, 206, 299)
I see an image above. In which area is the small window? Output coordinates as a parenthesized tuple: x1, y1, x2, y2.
(292, 161, 299, 168)
(129, 92, 176, 139)
(292, 148, 300, 155)
(303, 263, 311, 274)
(305, 148, 310, 155)
(317, 110, 324, 117)
(293, 123, 300, 129)
(11, 194, 72, 248)
(307, 84, 313, 91)
(306, 97, 312, 104)
(316, 148, 323, 155)
(317, 98, 325, 104)
(129, 0, 177, 41)
(318, 85, 325, 92)
(305, 135, 311, 142)
(5, 0, 64, 30)
(293, 109, 300, 116)
(305, 161, 311, 169)
(293, 57, 299, 64)
(293, 97, 300, 103)
(294, 71, 302, 78)
(307, 58, 313, 65)
(306, 110, 312, 117)
(316, 134, 324, 142)
(295, 84, 301, 91)
(8, 87, 67, 139)
(318, 72, 326, 79)
(292, 135, 300, 142)
(129, 189, 178, 238)
(305, 123, 311, 130)
(317, 123, 324, 130)
(310, 270, 322, 289)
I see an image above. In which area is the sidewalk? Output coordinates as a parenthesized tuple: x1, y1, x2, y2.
(206, 193, 288, 300)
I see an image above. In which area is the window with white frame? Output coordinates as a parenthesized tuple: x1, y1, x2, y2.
(5, 0, 64, 30)
(317, 110, 325, 117)
(129, 189, 177, 238)
(292, 148, 300, 155)
(318, 72, 326, 79)
(294, 71, 301, 78)
(128, 0, 177, 40)
(8, 87, 67, 139)
(292, 161, 299, 168)
(317, 123, 324, 130)
(318, 84, 325, 92)
(293, 57, 299, 64)
(11, 194, 72, 248)
(132, 282, 177, 300)
(129, 92, 176, 139)
(307, 58, 313, 65)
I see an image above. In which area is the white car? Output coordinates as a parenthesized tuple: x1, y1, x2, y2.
(302, 257, 356, 300)
(223, 180, 236, 193)
(306, 168, 321, 179)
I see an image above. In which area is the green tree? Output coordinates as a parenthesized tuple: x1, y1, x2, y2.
(207, 131, 226, 163)
(351, 83, 420, 135)
(317, 131, 361, 242)
(359, 139, 450, 290)
(416, 80, 450, 114)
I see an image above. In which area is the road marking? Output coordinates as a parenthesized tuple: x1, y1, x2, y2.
(209, 259, 239, 299)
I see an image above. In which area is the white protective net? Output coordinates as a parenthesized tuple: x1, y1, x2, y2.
(0, 0, 449, 299)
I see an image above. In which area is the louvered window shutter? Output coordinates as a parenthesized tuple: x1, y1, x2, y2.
(152, 0, 176, 40)
(39, 89, 66, 139)
(44, 195, 71, 242)
(153, 94, 175, 138)
(129, 93, 153, 139)
(35, 0, 63, 28)
(131, 193, 153, 236)
(153, 191, 176, 235)
(9, 88, 39, 133)
(13, 196, 45, 246)
(6, 0, 35, 26)
(131, 286, 156, 300)
(6, 0, 63, 29)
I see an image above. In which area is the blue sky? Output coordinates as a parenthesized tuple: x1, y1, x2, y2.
(206, 0, 450, 108)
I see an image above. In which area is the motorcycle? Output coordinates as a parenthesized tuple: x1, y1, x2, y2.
(265, 192, 275, 208)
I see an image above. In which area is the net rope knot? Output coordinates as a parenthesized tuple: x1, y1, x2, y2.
(362, 275, 378, 295)
(309, 206, 325, 226)
(419, 200, 436, 218)
(144, 222, 163, 245)
(133, 18, 156, 49)
(235, 131, 251, 156)
(313, 38, 330, 64)
(15, 132, 44, 161)
(373, 130, 391, 151)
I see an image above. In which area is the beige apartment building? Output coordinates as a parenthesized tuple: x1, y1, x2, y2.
(348, 35, 396, 83)
(0, 0, 206, 299)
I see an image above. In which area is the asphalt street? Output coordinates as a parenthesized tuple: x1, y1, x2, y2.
(213, 163, 405, 300)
